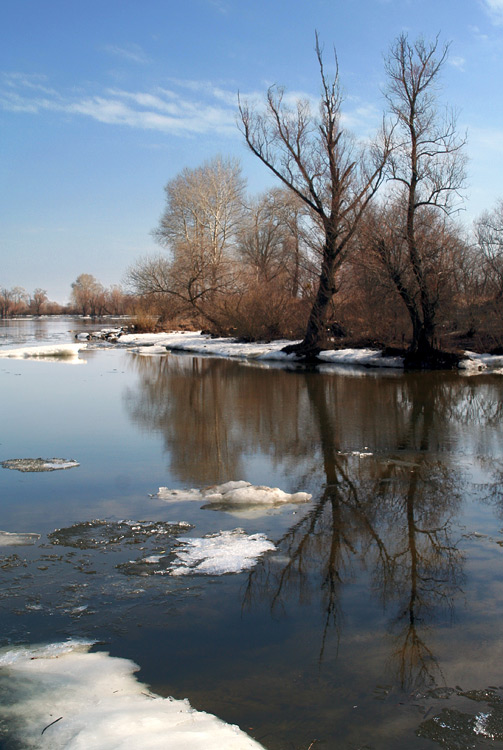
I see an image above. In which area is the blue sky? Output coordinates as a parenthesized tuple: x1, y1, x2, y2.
(2, 0, 503, 303)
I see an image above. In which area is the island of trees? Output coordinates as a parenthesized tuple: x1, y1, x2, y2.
(3, 34, 503, 366)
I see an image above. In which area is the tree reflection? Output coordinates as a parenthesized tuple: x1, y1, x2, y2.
(125, 354, 317, 484)
(244, 372, 465, 689)
(124, 354, 500, 690)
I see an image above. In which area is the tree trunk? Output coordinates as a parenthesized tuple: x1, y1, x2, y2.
(283, 238, 338, 359)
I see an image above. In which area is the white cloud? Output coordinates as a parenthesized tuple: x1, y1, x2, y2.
(481, 0, 503, 25)
(449, 56, 466, 71)
(0, 71, 383, 143)
(0, 74, 240, 136)
(102, 43, 151, 64)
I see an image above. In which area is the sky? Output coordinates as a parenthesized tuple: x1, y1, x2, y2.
(1, 0, 503, 304)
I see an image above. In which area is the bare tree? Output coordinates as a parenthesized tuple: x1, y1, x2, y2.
(30, 288, 48, 315)
(237, 187, 308, 293)
(149, 156, 245, 326)
(239, 35, 389, 358)
(475, 199, 503, 299)
(382, 33, 466, 358)
(71, 274, 105, 316)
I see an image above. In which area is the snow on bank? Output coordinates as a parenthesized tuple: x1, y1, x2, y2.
(459, 351, 503, 374)
(168, 529, 275, 576)
(155, 480, 312, 507)
(88, 327, 503, 373)
(122, 331, 405, 368)
(0, 530, 40, 546)
(123, 331, 299, 362)
(317, 347, 404, 368)
(1, 458, 79, 472)
(0, 343, 85, 362)
(0, 640, 266, 750)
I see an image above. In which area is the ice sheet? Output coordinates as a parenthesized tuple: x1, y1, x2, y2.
(0, 343, 86, 362)
(0, 640, 266, 749)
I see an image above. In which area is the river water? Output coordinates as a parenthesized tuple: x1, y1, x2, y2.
(1, 317, 503, 749)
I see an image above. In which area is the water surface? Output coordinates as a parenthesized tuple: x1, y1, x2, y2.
(1, 318, 503, 749)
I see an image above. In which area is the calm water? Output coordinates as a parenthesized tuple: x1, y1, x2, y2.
(1, 318, 503, 749)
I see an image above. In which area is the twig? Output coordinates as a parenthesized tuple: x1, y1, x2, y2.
(41, 716, 63, 735)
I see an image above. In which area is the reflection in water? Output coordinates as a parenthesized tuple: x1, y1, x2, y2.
(125, 354, 503, 699)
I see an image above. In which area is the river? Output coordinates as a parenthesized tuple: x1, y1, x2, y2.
(1, 316, 503, 749)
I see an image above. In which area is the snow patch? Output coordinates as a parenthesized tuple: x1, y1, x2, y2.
(0, 640, 266, 749)
(169, 529, 275, 576)
(459, 351, 503, 374)
(318, 347, 404, 368)
(155, 480, 312, 507)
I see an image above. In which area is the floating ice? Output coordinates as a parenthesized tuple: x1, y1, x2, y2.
(169, 528, 275, 576)
(0, 343, 85, 361)
(1, 458, 80, 472)
(0, 530, 40, 546)
(155, 480, 312, 507)
(0, 640, 266, 749)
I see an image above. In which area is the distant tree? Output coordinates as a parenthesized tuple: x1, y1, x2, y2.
(103, 285, 130, 315)
(0, 288, 13, 318)
(150, 156, 245, 324)
(237, 188, 307, 292)
(30, 288, 48, 315)
(239, 35, 390, 358)
(71, 274, 105, 316)
(381, 33, 466, 358)
(474, 199, 503, 299)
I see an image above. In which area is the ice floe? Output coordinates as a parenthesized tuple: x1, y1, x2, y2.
(1, 458, 79, 472)
(0, 343, 85, 362)
(0, 640, 266, 749)
(0, 530, 40, 546)
(168, 529, 276, 576)
(155, 480, 312, 508)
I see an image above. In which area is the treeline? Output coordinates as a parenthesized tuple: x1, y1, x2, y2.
(0, 275, 134, 319)
(126, 34, 503, 360)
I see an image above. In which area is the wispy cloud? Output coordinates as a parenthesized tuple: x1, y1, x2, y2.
(0, 74, 240, 136)
(102, 43, 152, 64)
(0, 71, 382, 142)
(480, 0, 503, 25)
(449, 56, 466, 71)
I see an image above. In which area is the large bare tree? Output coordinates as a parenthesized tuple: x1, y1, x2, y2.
(239, 35, 389, 358)
(382, 33, 466, 359)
